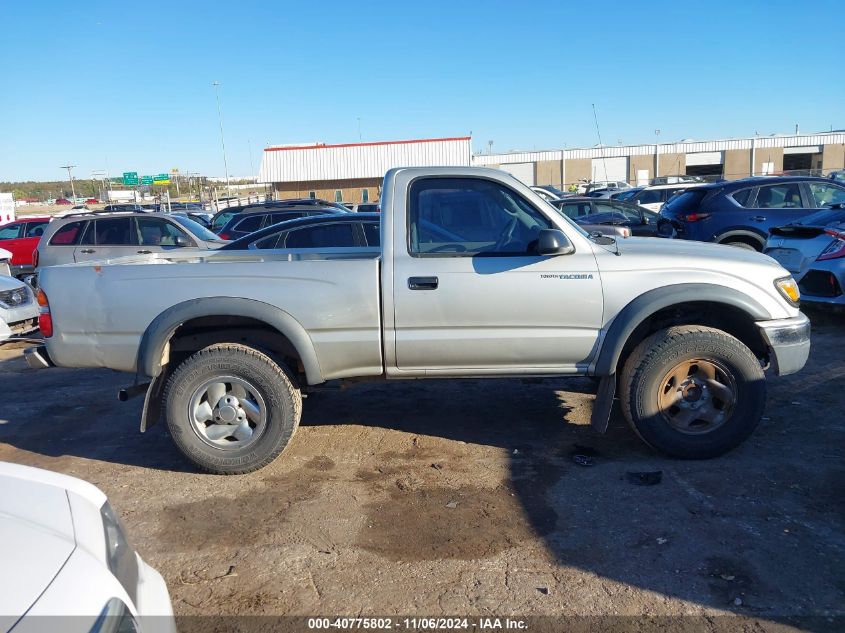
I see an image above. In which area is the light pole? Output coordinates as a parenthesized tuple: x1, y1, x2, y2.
(212, 81, 230, 197)
(60, 165, 77, 201)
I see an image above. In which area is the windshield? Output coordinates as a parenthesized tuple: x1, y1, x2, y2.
(171, 215, 225, 241)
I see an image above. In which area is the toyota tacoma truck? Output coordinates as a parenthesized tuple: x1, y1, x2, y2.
(26, 167, 811, 474)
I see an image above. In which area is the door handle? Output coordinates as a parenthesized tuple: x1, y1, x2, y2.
(79, 249, 96, 254)
(408, 276, 439, 290)
(750, 216, 767, 222)
(137, 250, 152, 254)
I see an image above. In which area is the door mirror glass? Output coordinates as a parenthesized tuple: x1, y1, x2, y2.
(536, 229, 574, 256)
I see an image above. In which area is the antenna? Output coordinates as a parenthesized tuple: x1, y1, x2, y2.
(591, 104, 609, 184)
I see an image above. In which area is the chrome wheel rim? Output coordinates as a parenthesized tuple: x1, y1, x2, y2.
(657, 358, 737, 435)
(188, 376, 267, 450)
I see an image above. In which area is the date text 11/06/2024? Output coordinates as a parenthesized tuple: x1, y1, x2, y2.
(307, 617, 528, 630)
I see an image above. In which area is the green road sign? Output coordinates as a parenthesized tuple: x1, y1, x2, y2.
(141, 176, 153, 185)
(122, 171, 138, 186)
(153, 173, 171, 185)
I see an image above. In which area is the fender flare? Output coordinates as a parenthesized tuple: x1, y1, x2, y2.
(135, 296, 323, 385)
(714, 228, 766, 248)
(593, 283, 771, 376)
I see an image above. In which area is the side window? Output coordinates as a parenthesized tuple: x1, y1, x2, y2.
(362, 188, 370, 203)
(808, 183, 845, 208)
(94, 218, 135, 245)
(233, 215, 264, 233)
(285, 223, 357, 248)
(731, 189, 752, 207)
(755, 184, 803, 209)
(48, 221, 84, 245)
(0, 224, 22, 240)
(637, 189, 663, 204)
(25, 221, 49, 237)
(270, 212, 302, 224)
(408, 177, 551, 256)
(558, 202, 591, 219)
(363, 222, 380, 246)
(253, 233, 283, 249)
(136, 218, 191, 246)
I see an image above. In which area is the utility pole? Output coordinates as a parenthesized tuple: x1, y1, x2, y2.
(60, 164, 77, 200)
(212, 81, 231, 197)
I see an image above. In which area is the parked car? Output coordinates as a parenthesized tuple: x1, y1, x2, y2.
(54, 198, 72, 205)
(35, 212, 225, 269)
(352, 203, 380, 213)
(611, 187, 644, 201)
(217, 205, 346, 241)
(651, 175, 704, 185)
(222, 212, 381, 250)
(584, 181, 631, 195)
(0, 216, 51, 276)
(166, 211, 214, 228)
(530, 185, 566, 202)
(0, 273, 38, 341)
(552, 198, 659, 237)
(0, 462, 175, 631)
(628, 183, 703, 212)
(28, 166, 809, 474)
(764, 207, 845, 308)
(657, 176, 845, 251)
(85, 198, 99, 204)
(830, 170, 845, 184)
(102, 204, 157, 212)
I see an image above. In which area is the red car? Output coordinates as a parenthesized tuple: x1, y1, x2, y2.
(85, 198, 99, 204)
(0, 217, 51, 275)
(55, 198, 72, 205)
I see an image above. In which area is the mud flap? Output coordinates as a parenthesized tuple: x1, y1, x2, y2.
(140, 373, 167, 433)
(590, 374, 616, 434)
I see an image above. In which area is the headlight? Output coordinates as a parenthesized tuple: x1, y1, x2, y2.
(101, 501, 140, 605)
(774, 276, 800, 306)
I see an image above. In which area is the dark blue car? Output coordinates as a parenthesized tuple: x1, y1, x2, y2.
(657, 176, 845, 251)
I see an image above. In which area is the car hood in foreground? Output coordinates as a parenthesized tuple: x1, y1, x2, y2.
(0, 274, 28, 292)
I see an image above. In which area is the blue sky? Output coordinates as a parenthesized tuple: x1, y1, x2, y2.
(1, 0, 842, 181)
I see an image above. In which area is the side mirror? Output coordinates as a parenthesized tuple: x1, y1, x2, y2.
(537, 229, 574, 256)
(173, 235, 191, 247)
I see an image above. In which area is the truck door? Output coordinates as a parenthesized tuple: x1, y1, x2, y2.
(391, 176, 603, 374)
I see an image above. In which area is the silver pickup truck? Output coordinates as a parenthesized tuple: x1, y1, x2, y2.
(27, 167, 811, 474)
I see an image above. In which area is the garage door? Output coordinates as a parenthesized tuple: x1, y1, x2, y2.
(590, 156, 627, 183)
(499, 162, 535, 186)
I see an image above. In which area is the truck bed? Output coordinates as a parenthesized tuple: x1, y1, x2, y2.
(39, 249, 384, 379)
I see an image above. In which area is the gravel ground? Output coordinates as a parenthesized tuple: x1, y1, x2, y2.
(0, 312, 843, 632)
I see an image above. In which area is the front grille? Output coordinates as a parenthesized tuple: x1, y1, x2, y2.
(0, 287, 31, 308)
(799, 270, 843, 298)
(9, 318, 37, 334)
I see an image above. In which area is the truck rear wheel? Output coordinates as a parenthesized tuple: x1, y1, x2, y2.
(619, 326, 766, 459)
(164, 343, 302, 474)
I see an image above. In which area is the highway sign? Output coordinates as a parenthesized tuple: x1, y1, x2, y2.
(122, 172, 138, 186)
(141, 176, 153, 185)
(153, 173, 171, 185)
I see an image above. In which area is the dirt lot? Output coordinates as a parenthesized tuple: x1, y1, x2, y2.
(1, 313, 843, 632)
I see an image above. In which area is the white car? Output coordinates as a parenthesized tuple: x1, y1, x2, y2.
(0, 253, 38, 342)
(627, 182, 706, 212)
(0, 462, 175, 633)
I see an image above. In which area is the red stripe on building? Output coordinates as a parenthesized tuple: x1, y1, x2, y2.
(264, 137, 471, 152)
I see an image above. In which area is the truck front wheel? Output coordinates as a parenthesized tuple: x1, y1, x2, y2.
(619, 326, 766, 459)
(164, 343, 302, 474)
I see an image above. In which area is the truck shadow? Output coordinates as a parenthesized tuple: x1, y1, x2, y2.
(299, 372, 844, 631)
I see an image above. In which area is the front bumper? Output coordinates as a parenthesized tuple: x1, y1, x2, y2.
(757, 313, 811, 376)
(134, 554, 177, 632)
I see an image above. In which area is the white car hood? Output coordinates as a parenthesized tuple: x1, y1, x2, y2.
(0, 464, 87, 619)
(0, 247, 11, 261)
(0, 275, 27, 292)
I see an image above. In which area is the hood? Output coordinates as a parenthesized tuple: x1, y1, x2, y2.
(0, 466, 77, 619)
(599, 236, 785, 273)
(0, 247, 11, 261)
(0, 275, 28, 292)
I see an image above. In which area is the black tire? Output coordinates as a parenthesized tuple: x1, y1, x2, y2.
(721, 239, 760, 251)
(619, 326, 766, 459)
(164, 343, 302, 474)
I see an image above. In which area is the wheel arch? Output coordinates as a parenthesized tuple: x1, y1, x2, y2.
(136, 297, 323, 386)
(593, 284, 772, 376)
(714, 228, 766, 250)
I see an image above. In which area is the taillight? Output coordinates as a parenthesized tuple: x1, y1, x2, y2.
(620, 227, 631, 238)
(684, 212, 711, 222)
(817, 229, 845, 261)
(32, 248, 39, 268)
(219, 233, 231, 240)
(36, 289, 53, 338)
